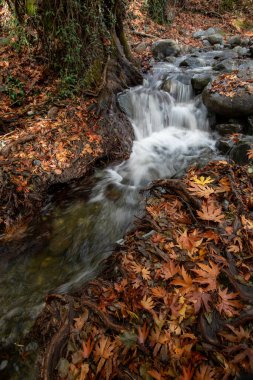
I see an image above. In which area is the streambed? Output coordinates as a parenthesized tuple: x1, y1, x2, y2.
(0, 52, 221, 379)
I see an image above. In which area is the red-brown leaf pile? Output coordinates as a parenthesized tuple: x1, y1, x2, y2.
(36, 160, 253, 380)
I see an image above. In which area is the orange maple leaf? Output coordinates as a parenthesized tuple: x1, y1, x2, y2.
(216, 288, 242, 317)
(188, 183, 214, 198)
(219, 325, 251, 343)
(197, 201, 225, 223)
(159, 260, 179, 280)
(138, 322, 150, 344)
(140, 295, 154, 310)
(192, 261, 219, 291)
(176, 229, 202, 254)
(194, 365, 216, 380)
(82, 337, 94, 359)
(171, 266, 194, 294)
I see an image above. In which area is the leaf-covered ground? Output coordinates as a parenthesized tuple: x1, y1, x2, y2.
(34, 160, 253, 380)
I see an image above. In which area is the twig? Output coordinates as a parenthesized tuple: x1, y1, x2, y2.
(131, 31, 157, 38)
(0, 134, 36, 157)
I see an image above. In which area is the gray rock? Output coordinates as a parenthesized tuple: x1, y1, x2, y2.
(213, 44, 223, 50)
(135, 42, 148, 53)
(202, 74, 253, 117)
(216, 138, 233, 154)
(228, 35, 241, 47)
(33, 159, 41, 166)
(213, 58, 239, 72)
(241, 37, 250, 46)
(191, 73, 212, 92)
(239, 60, 253, 72)
(179, 56, 205, 68)
(151, 39, 181, 59)
(193, 29, 205, 39)
(218, 50, 239, 60)
(207, 34, 224, 45)
(247, 115, 253, 134)
(117, 91, 134, 118)
(215, 123, 244, 136)
(230, 140, 253, 164)
(233, 46, 248, 56)
(202, 40, 211, 47)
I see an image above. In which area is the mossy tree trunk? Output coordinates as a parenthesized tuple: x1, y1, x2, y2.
(147, 0, 168, 24)
(7, 0, 142, 104)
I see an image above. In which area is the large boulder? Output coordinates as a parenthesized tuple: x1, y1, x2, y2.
(191, 73, 212, 92)
(151, 39, 181, 59)
(179, 56, 205, 68)
(207, 34, 224, 45)
(213, 58, 239, 72)
(202, 72, 253, 117)
(228, 35, 241, 47)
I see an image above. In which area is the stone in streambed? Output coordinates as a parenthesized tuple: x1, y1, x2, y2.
(179, 56, 205, 68)
(207, 34, 224, 45)
(191, 73, 212, 92)
(215, 123, 244, 136)
(203, 70, 253, 118)
(151, 39, 181, 59)
(228, 35, 241, 47)
(212, 58, 239, 72)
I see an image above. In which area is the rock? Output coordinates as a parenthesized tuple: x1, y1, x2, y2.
(233, 46, 248, 56)
(202, 40, 211, 47)
(241, 37, 250, 46)
(191, 73, 212, 92)
(230, 140, 253, 164)
(193, 29, 205, 39)
(213, 58, 239, 72)
(179, 56, 205, 68)
(151, 39, 181, 59)
(47, 106, 59, 119)
(33, 159, 41, 166)
(194, 27, 220, 39)
(135, 42, 148, 53)
(247, 115, 253, 134)
(218, 50, 238, 60)
(213, 44, 223, 50)
(215, 123, 244, 136)
(239, 60, 253, 72)
(216, 138, 233, 154)
(248, 46, 253, 57)
(202, 73, 253, 117)
(228, 35, 241, 47)
(207, 34, 224, 45)
(117, 91, 134, 118)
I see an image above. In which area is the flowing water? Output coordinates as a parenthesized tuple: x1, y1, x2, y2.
(0, 55, 218, 378)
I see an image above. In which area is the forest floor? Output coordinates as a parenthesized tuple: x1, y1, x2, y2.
(0, 0, 253, 239)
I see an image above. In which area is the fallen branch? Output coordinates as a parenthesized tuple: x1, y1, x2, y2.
(0, 134, 36, 157)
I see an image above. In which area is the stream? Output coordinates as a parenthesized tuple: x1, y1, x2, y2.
(0, 52, 220, 379)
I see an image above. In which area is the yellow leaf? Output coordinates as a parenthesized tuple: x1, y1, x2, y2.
(192, 175, 214, 185)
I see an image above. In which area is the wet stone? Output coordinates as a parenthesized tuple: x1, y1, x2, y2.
(151, 39, 181, 59)
(215, 123, 244, 136)
(191, 73, 212, 92)
(228, 35, 241, 47)
(207, 34, 224, 45)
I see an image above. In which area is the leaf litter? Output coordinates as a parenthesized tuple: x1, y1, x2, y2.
(34, 160, 253, 380)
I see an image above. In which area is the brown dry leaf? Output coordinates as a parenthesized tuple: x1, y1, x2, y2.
(82, 337, 94, 359)
(79, 363, 89, 380)
(188, 183, 214, 198)
(220, 325, 251, 343)
(188, 290, 212, 313)
(176, 229, 203, 254)
(148, 369, 165, 380)
(197, 201, 225, 223)
(216, 177, 231, 193)
(247, 148, 253, 160)
(159, 260, 179, 280)
(171, 266, 194, 294)
(138, 322, 150, 344)
(192, 261, 219, 291)
(151, 286, 168, 299)
(194, 365, 216, 380)
(216, 288, 242, 318)
(94, 336, 115, 374)
(140, 295, 154, 310)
